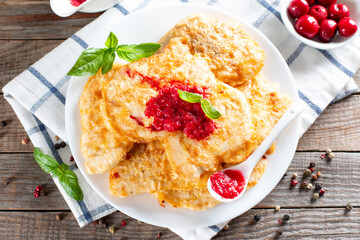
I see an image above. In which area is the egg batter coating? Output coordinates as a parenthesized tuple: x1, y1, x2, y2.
(159, 15, 265, 86)
(79, 72, 133, 174)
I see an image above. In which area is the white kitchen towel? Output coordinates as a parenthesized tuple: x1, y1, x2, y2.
(3, 0, 360, 239)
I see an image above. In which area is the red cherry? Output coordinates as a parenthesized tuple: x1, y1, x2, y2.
(306, 0, 314, 5)
(288, 0, 310, 18)
(309, 5, 328, 23)
(328, 4, 350, 22)
(338, 17, 358, 37)
(295, 15, 320, 39)
(317, 0, 337, 7)
(318, 19, 337, 42)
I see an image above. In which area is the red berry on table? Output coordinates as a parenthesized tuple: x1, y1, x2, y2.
(295, 15, 320, 39)
(328, 4, 350, 22)
(338, 17, 358, 37)
(288, 0, 310, 18)
(309, 5, 328, 23)
(306, 0, 314, 5)
(291, 179, 298, 186)
(319, 19, 337, 42)
(317, 0, 337, 7)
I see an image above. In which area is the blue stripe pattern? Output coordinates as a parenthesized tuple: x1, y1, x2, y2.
(33, 115, 93, 223)
(330, 88, 358, 104)
(30, 75, 70, 113)
(209, 225, 221, 232)
(286, 43, 306, 65)
(135, 0, 152, 10)
(208, 0, 217, 5)
(28, 67, 66, 106)
(180, 0, 189, 2)
(114, 4, 129, 15)
(298, 91, 322, 115)
(77, 204, 114, 222)
(27, 126, 41, 136)
(317, 50, 354, 77)
(257, 0, 282, 23)
(70, 35, 88, 49)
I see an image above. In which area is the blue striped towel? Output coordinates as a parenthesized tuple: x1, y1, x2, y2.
(3, 0, 360, 239)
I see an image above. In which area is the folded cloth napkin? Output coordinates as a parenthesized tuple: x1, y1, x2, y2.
(3, 0, 360, 239)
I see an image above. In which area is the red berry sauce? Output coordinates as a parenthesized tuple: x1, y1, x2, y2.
(70, 0, 86, 7)
(145, 85, 216, 140)
(210, 170, 246, 199)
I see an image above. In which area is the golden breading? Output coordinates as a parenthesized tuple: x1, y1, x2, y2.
(224, 73, 292, 164)
(102, 38, 253, 178)
(159, 15, 265, 86)
(154, 157, 268, 210)
(79, 73, 133, 174)
(109, 141, 211, 197)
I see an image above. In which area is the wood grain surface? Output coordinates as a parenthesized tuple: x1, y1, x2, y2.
(1, 1, 360, 239)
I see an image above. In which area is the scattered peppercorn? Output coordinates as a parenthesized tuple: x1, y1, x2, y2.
(309, 167, 315, 172)
(316, 171, 321, 177)
(319, 189, 326, 196)
(102, 222, 108, 229)
(56, 214, 63, 221)
(54, 143, 61, 149)
(346, 203, 353, 210)
(121, 220, 127, 226)
(326, 148, 332, 154)
(91, 220, 99, 226)
(320, 154, 325, 159)
(54, 135, 60, 141)
(1, 121, 7, 127)
(223, 224, 229, 230)
(157, 232, 162, 239)
(312, 193, 320, 199)
(276, 229, 283, 237)
(70, 156, 74, 162)
(300, 181, 307, 188)
(22, 138, 28, 145)
(254, 215, 261, 222)
(99, 218, 105, 224)
(35, 185, 43, 192)
(40, 189, 48, 197)
(292, 173, 298, 179)
(309, 162, 315, 168)
(304, 169, 311, 176)
(329, 152, 335, 159)
(282, 214, 290, 222)
(283, 173, 288, 177)
(312, 175, 318, 181)
(137, 220, 142, 224)
(315, 183, 321, 190)
(307, 183, 313, 189)
(275, 205, 281, 211)
(34, 191, 40, 198)
(60, 141, 66, 148)
(3, 178, 9, 185)
(291, 179, 298, 186)
(109, 225, 116, 234)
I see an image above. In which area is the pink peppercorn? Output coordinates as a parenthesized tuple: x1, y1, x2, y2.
(70, 156, 74, 162)
(35, 185, 43, 192)
(319, 189, 326, 196)
(291, 180, 298, 186)
(309, 167, 315, 172)
(121, 220, 127, 226)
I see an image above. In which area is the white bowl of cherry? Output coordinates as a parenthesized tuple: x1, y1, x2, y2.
(280, 0, 360, 50)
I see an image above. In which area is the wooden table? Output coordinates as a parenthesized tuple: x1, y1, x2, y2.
(1, 1, 359, 239)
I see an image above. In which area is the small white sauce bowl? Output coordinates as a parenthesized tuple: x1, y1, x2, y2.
(280, 0, 360, 50)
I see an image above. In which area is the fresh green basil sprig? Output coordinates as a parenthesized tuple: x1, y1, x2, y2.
(33, 147, 84, 201)
(67, 32, 161, 76)
(178, 89, 221, 120)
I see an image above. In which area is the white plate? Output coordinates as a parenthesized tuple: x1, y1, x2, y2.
(65, 3, 300, 229)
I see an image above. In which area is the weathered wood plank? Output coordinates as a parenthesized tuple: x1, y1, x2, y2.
(2, 92, 360, 153)
(0, 152, 358, 210)
(298, 94, 360, 151)
(0, 1, 99, 40)
(0, 40, 63, 89)
(0, 208, 358, 239)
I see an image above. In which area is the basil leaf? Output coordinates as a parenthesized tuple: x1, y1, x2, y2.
(200, 99, 221, 120)
(178, 89, 202, 103)
(105, 32, 118, 48)
(101, 49, 116, 74)
(58, 169, 84, 201)
(67, 48, 105, 76)
(116, 43, 161, 62)
(33, 147, 61, 176)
